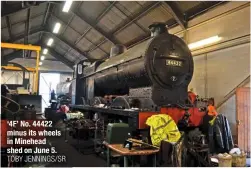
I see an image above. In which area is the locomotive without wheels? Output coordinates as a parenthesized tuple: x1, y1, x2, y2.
(70, 22, 205, 131)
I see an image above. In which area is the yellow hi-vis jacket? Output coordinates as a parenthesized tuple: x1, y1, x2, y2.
(146, 114, 181, 147)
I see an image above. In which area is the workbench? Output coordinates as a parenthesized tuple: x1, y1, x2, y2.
(103, 142, 159, 167)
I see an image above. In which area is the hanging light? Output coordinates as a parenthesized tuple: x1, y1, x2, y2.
(62, 0, 73, 13)
(43, 48, 48, 54)
(47, 38, 54, 46)
(188, 36, 222, 50)
(39, 62, 43, 66)
(41, 56, 45, 61)
(53, 22, 61, 34)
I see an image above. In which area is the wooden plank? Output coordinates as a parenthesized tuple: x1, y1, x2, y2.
(236, 87, 250, 155)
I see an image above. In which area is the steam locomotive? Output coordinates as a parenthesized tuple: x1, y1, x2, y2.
(57, 22, 206, 130)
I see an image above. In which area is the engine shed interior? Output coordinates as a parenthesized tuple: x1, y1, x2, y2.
(1, 1, 250, 168)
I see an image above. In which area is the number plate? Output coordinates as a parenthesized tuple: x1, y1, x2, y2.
(166, 59, 182, 67)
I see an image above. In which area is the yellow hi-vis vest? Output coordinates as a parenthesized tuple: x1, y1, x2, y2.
(146, 114, 181, 147)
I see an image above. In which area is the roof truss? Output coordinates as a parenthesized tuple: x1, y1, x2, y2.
(1, 1, 226, 67)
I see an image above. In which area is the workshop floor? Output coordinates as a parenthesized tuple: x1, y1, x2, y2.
(46, 124, 107, 167)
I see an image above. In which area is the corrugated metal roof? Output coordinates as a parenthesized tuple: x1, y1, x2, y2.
(30, 2, 47, 16)
(175, 1, 202, 13)
(62, 26, 81, 44)
(1, 17, 7, 27)
(97, 6, 127, 33)
(70, 15, 90, 34)
(137, 5, 173, 30)
(89, 47, 107, 60)
(12, 23, 26, 35)
(115, 23, 145, 44)
(99, 40, 113, 54)
(76, 37, 93, 52)
(1, 28, 9, 40)
(9, 9, 27, 25)
(1, 1, 226, 67)
(2, 49, 15, 56)
(78, 1, 110, 21)
(85, 29, 104, 44)
(54, 45, 68, 55)
(116, 2, 146, 16)
(29, 15, 44, 29)
(53, 4, 73, 24)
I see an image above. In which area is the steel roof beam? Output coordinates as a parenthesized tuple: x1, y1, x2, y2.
(125, 19, 178, 48)
(72, 1, 117, 46)
(40, 43, 74, 69)
(52, 2, 116, 59)
(4, 27, 94, 61)
(59, 2, 83, 36)
(50, 15, 104, 59)
(88, 2, 161, 52)
(68, 4, 120, 45)
(1, 47, 74, 69)
(1, 13, 44, 30)
(42, 3, 53, 26)
(25, 8, 31, 44)
(112, 2, 161, 34)
(1, 2, 45, 17)
(1, 50, 23, 64)
(1, 2, 61, 17)
(2, 50, 57, 62)
(112, 1, 149, 33)
(162, 2, 187, 30)
(42, 30, 91, 61)
(9, 27, 44, 42)
(6, 16, 13, 41)
(186, 1, 226, 20)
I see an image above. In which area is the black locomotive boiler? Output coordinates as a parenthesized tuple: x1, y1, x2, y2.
(75, 22, 194, 110)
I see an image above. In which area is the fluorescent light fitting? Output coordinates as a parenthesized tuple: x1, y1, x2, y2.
(47, 38, 54, 46)
(41, 56, 45, 61)
(188, 36, 222, 50)
(53, 23, 61, 34)
(39, 62, 43, 66)
(62, 0, 73, 13)
(43, 48, 48, 55)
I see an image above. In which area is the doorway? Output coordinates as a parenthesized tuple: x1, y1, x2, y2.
(39, 73, 60, 113)
(236, 87, 250, 156)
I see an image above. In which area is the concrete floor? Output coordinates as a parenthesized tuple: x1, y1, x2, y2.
(46, 127, 107, 167)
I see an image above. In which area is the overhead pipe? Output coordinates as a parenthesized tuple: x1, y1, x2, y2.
(24, 8, 31, 58)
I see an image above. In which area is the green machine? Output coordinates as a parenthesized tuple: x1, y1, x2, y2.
(106, 123, 131, 144)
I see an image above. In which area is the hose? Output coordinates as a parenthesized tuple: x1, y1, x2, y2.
(1, 95, 20, 114)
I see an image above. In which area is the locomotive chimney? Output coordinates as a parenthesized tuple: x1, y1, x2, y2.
(148, 22, 168, 37)
(110, 44, 127, 58)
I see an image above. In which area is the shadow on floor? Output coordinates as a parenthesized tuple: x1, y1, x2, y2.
(46, 128, 106, 167)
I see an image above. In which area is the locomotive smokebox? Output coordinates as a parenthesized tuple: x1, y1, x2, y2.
(149, 22, 168, 37)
